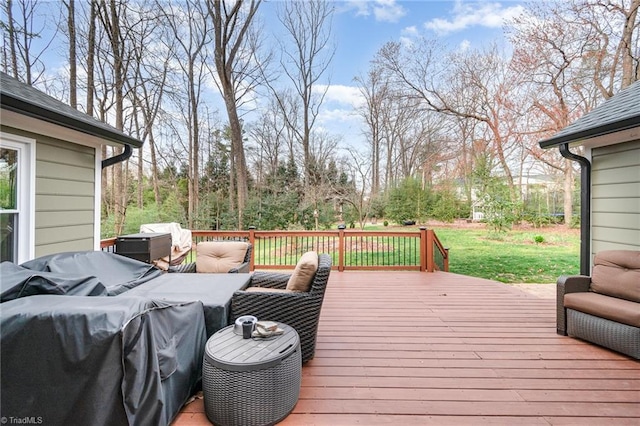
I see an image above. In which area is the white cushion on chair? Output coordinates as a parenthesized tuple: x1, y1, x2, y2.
(196, 241, 249, 273)
(286, 251, 318, 292)
(245, 287, 294, 294)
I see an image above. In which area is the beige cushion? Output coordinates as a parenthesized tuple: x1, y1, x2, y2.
(196, 241, 249, 273)
(245, 287, 294, 294)
(565, 292, 640, 328)
(591, 250, 640, 302)
(286, 251, 318, 292)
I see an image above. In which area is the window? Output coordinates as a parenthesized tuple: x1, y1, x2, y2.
(0, 133, 34, 263)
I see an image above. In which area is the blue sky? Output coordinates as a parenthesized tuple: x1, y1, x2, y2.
(27, 0, 527, 152)
(309, 0, 526, 149)
(328, 0, 524, 85)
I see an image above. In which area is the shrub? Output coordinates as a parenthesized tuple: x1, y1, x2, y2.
(383, 220, 389, 227)
(534, 235, 544, 244)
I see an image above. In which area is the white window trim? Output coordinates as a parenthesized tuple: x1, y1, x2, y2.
(0, 132, 36, 263)
(94, 149, 102, 250)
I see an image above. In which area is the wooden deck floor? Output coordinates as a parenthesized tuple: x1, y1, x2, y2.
(173, 271, 640, 425)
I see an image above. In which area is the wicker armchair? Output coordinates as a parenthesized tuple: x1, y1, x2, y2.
(230, 253, 332, 363)
(170, 242, 252, 274)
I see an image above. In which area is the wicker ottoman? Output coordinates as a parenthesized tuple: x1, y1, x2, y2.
(203, 323, 301, 426)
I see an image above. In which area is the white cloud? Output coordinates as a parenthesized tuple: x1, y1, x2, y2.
(342, 0, 371, 17)
(342, 0, 406, 23)
(402, 25, 419, 36)
(424, 1, 524, 35)
(459, 39, 471, 52)
(316, 84, 365, 109)
(373, 0, 406, 23)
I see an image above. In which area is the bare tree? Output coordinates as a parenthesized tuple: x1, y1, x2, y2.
(249, 99, 288, 180)
(206, 0, 264, 229)
(272, 0, 335, 189)
(62, 0, 77, 108)
(506, 0, 622, 225)
(1, 0, 54, 84)
(159, 0, 212, 228)
(568, 0, 640, 95)
(377, 41, 524, 201)
(85, 0, 97, 116)
(95, 0, 143, 234)
(2, 0, 19, 77)
(355, 64, 388, 197)
(125, 4, 167, 209)
(338, 148, 372, 230)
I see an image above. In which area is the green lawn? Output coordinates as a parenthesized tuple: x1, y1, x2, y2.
(430, 226, 580, 283)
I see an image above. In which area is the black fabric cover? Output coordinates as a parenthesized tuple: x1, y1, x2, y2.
(123, 273, 251, 337)
(19, 251, 163, 295)
(0, 261, 108, 302)
(0, 295, 206, 426)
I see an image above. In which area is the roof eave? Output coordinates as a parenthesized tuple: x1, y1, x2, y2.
(539, 116, 640, 149)
(1, 94, 143, 148)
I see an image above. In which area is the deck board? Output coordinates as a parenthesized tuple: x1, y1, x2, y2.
(172, 271, 640, 425)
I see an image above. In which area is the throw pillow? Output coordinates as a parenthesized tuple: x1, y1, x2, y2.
(286, 251, 318, 292)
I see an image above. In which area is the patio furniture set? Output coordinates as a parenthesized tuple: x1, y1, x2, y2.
(0, 236, 332, 426)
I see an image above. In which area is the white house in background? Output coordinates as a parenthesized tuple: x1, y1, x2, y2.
(539, 80, 640, 274)
(0, 72, 143, 263)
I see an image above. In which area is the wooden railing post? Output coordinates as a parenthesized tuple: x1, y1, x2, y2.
(419, 227, 427, 272)
(426, 229, 435, 272)
(338, 225, 345, 272)
(248, 226, 256, 271)
(444, 248, 449, 272)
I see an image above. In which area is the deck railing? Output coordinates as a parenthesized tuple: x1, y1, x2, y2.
(101, 227, 449, 272)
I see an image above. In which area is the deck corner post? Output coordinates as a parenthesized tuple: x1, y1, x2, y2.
(426, 229, 435, 272)
(338, 226, 345, 272)
(248, 226, 256, 271)
(419, 227, 427, 272)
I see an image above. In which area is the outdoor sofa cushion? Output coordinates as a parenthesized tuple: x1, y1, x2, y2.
(196, 241, 250, 273)
(564, 292, 640, 328)
(590, 250, 640, 302)
(286, 251, 319, 292)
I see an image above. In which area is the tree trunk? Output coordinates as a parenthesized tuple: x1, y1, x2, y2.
(86, 0, 96, 116)
(149, 131, 160, 206)
(6, 0, 19, 79)
(227, 104, 248, 229)
(620, 0, 640, 88)
(66, 0, 77, 108)
(563, 159, 574, 228)
(189, 62, 200, 228)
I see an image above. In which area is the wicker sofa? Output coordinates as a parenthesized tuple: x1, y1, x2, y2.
(557, 250, 640, 359)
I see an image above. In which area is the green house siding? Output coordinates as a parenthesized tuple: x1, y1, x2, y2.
(2, 126, 97, 257)
(35, 137, 96, 256)
(591, 139, 640, 253)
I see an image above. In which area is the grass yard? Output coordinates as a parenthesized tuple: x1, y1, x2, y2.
(427, 223, 580, 283)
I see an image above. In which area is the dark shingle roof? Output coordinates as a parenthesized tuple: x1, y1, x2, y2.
(0, 72, 142, 148)
(539, 80, 640, 149)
